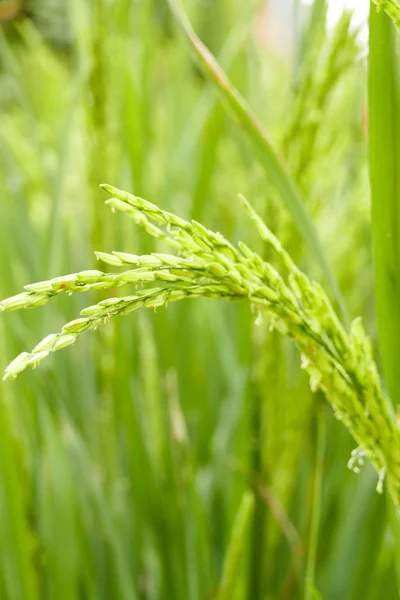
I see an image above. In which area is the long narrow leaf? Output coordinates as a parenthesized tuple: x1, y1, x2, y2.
(368, 3, 400, 407)
(167, 0, 346, 319)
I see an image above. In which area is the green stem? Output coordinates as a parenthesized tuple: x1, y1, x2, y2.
(305, 400, 325, 600)
(89, 0, 108, 252)
(368, 2, 400, 410)
(247, 369, 266, 600)
(386, 493, 400, 596)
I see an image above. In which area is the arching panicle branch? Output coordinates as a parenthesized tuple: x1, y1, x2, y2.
(1, 184, 399, 506)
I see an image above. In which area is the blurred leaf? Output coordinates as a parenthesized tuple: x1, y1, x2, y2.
(167, 0, 346, 319)
(368, 3, 400, 407)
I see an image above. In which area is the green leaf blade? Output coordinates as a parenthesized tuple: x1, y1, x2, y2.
(167, 0, 347, 320)
(368, 3, 400, 407)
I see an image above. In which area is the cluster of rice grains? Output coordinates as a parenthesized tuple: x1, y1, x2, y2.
(2, 184, 400, 507)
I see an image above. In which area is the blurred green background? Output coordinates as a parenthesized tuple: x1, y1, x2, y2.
(0, 0, 395, 598)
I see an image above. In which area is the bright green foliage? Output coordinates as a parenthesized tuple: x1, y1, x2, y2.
(168, 0, 345, 316)
(215, 491, 255, 600)
(2, 185, 400, 509)
(0, 1, 399, 599)
(368, 5, 400, 408)
(372, 0, 400, 29)
(283, 8, 359, 198)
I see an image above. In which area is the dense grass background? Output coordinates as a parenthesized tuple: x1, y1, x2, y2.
(0, 1, 398, 598)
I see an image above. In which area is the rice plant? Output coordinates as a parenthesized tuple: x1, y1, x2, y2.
(1, 1, 400, 599)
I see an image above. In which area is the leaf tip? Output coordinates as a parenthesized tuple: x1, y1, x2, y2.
(238, 193, 251, 214)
